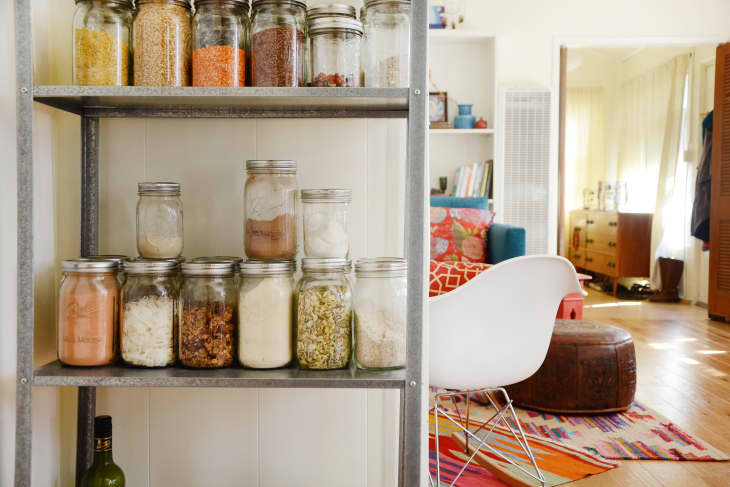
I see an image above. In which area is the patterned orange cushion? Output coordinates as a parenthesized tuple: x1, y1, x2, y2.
(429, 260, 491, 297)
(430, 207, 494, 263)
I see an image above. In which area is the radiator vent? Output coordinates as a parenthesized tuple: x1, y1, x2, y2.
(502, 89, 552, 254)
(718, 221, 730, 291)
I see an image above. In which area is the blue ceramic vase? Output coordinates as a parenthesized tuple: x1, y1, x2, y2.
(454, 104, 476, 129)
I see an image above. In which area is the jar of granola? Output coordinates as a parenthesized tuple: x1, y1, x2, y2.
(295, 258, 352, 370)
(251, 0, 306, 86)
(179, 262, 237, 368)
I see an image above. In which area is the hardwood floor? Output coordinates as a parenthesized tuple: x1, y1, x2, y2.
(571, 290, 730, 486)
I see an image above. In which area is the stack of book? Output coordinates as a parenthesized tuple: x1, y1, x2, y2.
(452, 161, 493, 198)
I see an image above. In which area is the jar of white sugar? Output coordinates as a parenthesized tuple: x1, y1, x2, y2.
(301, 189, 351, 258)
(238, 260, 296, 369)
(136, 182, 184, 259)
(353, 257, 406, 370)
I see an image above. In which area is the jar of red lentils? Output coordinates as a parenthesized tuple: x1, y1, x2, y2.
(193, 0, 250, 87)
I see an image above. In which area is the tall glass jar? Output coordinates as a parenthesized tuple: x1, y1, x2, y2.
(244, 160, 298, 260)
(238, 260, 296, 368)
(362, 0, 410, 87)
(73, 0, 134, 86)
(295, 258, 352, 370)
(121, 260, 179, 367)
(179, 262, 237, 368)
(301, 189, 351, 258)
(136, 182, 184, 259)
(193, 0, 249, 87)
(251, 0, 306, 86)
(134, 0, 192, 86)
(353, 258, 406, 370)
(309, 17, 362, 87)
(58, 259, 119, 367)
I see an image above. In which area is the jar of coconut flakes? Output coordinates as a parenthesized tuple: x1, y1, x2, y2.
(120, 259, 179, 367)
(136, 182, 184, 259)
(301, 189, 351, 258)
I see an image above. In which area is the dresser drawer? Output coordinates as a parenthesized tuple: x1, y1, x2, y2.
(569, 248, 586, 268)
(585, 212, 618, 253)
(584, 251, 618, 277)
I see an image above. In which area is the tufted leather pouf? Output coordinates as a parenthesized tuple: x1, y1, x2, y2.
(505, 320, 637, 414)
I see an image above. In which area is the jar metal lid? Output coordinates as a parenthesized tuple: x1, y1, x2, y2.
(252, 0, 305, 10)
(302, 258, 351, 273)
(86, 255, 129, 268)
(246, 160, 297, 173)
(307, 3, 357, 20)
(355, 257, 407, 273)
(123, 259, 180, 274)
(75, 0, 135, 7)
(301, 189, 352, 203)
(239, 259, 296, 276)
(194, 0, 250, 9)
(308, 17, 363, 36)
(191, 256, 244, 264)
(137, 0, 192, 8)
(365, 0, 410, 8)
(182, 262, 236, 276)
(138, 182, 181, 195)
(62, 258, 120, 273)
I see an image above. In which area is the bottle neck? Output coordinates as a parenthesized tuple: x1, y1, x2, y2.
(93, 436, 114, 465)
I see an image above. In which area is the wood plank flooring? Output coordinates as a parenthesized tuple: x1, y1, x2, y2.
(571, 290, 730, 486)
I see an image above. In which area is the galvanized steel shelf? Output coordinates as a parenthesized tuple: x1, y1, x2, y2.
(14, 0, 427, 485)
(34, 360, 407, 389)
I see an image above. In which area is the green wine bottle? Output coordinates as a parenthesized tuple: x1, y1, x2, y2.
(80, 415, 125, 487)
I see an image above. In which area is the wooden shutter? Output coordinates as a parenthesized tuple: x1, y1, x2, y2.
(709, 43, 730, 321)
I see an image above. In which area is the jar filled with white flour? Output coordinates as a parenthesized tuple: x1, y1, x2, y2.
(301, 189, 351, 258)
(353, 257, 406, 370)
(136, 182, 184, 259)
(238, 260, 296, 369)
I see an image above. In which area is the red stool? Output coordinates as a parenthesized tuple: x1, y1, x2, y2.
(556, 273, 591, 320)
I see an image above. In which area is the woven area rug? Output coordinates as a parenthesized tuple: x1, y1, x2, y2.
(461, 394, 729, 462)
(429, 409, 618, 487)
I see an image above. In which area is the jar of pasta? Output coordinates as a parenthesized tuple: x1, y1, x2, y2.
(120, 259, 179, 367)
(238, 260, 296, 368)
(73, 0, 134, 86)
(193, 0, 249, 87)
(251, 0, 306, 86)
(244, 160, 298, 260)
(136, 182, 184, 259)
(180, 262, 237, 368)
(362, 0, 410, 87)
(295, 258, 352, 370)
(353, 258, 406, 370)
(134, 0, 193, 86)
(58, 259, 120, 367)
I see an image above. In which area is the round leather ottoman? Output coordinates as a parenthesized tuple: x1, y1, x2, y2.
(505, 320, 636, 414)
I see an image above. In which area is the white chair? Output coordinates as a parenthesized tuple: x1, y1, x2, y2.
(429, 255, 584, 487)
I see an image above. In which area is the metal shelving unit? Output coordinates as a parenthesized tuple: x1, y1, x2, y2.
(14, 1, 427, 486)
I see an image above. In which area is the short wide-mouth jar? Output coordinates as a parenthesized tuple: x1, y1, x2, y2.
(136, 182, 184, 260)
(301, 189, 351, 258)
(309, 17, 363, 87)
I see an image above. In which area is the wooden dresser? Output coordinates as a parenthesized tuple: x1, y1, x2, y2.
(568, 210, 652, 295)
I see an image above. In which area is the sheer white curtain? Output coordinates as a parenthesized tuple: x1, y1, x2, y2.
(564, 87, 605, 253)
(617, 54, 691, 286)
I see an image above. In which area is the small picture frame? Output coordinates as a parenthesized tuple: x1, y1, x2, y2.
(429, 4, 446, 29)
(429, 92, 448, 124)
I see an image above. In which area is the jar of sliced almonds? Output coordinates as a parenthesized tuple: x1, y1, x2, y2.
(295, 258, 352, 370)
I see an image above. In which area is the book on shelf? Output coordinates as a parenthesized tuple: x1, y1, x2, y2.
(449, 160, 494, 198)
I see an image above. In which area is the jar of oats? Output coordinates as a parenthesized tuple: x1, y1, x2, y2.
(295, 258, 352, 370)
(73, 0, 134, 86)
(134, 0, 193, 86)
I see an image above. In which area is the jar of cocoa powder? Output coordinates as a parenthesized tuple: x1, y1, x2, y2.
(244, 160, 298, 260)
(250, 0, 306, 86)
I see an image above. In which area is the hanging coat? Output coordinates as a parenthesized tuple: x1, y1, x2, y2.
(691, 111, 712, 242)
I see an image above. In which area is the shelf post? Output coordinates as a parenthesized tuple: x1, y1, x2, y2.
(403, 0, 428, 485)
(14, 0, 34, 485)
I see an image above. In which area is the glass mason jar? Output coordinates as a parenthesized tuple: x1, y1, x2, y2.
(136, 182, 184, 259)
(179, 262, 237, 368)
(305, 3, 357, 85)
(244, 160, 298, 260)
(309, 17, 362, 87)
(251, 0, 306, 86)
(193, 0, 249, 87)
(301, 189, 351, 258)
(295, 258, 353, 370)
(362, 0, 410, 88)
(58, 259, 120, 367)
(120, 259, 179, 367)
(353, 258, 406, 370)
(238, 260, 296, 368)
(134, 0, 192, 86)
(87, 255, 129, 285)
(73, 0, 134, 86)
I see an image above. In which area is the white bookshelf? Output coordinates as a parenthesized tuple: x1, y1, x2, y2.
(429, 128, 495, 135)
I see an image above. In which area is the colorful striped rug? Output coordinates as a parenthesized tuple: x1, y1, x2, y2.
(429, 409, 618, 487)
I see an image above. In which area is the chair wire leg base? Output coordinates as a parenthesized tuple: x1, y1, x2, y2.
(429, 388, 547, 487)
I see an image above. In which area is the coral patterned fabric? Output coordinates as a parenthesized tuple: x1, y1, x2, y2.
(430, 207, 494, 263)
(429, 260, 490, 297)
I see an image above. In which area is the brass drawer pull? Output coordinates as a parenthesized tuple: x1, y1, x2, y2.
(585, 257, 593, 263)
(586, 219, 595, 225)
(586, 238, 594, 244)
(573, 254, 581, 259)
(609, 221, 617, 227)
(608, 262, 616, 268)
(608, 241, 616, 247)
